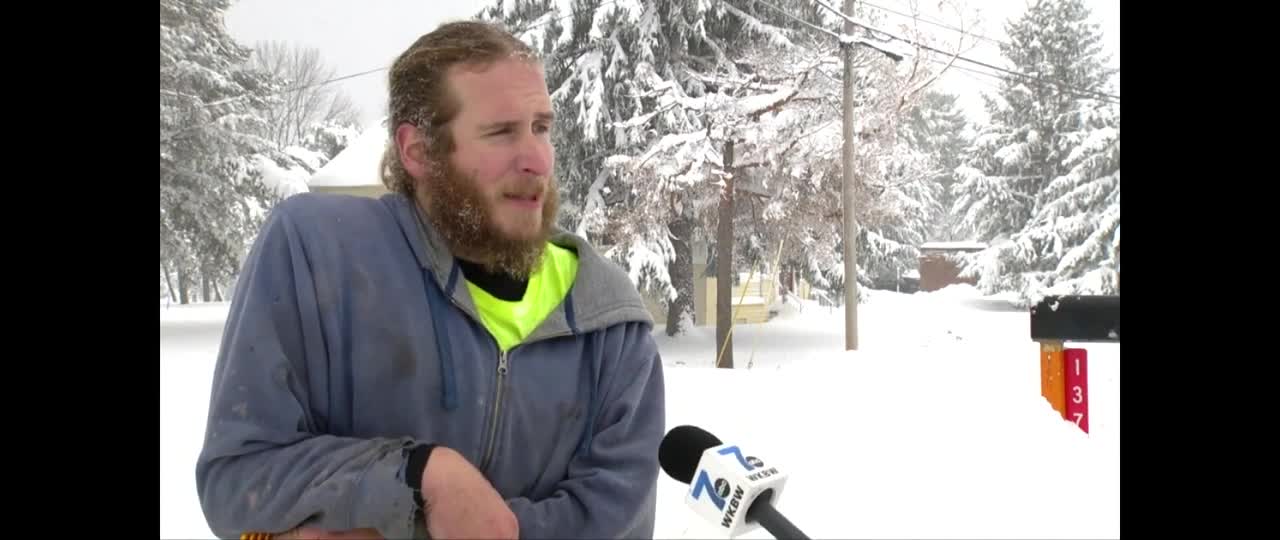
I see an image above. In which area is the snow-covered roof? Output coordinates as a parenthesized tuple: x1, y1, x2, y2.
(308, 119, 389, 188)
(254, 155, 311, 197)
(920, 241, 988, 251)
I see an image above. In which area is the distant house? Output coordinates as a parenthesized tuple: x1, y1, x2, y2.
(597, 241, 803, 328)
(307, 120, 391, 198)
(917, 241, 988, 292)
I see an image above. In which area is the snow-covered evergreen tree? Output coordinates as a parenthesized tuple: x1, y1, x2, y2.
(856, 133, 943, 289)
(596, 0, 832, 338)
(962, 101, 1118, 298)
(905, 90, 971, 242)
(842, 89, 974, 290)
(951, 0, 1119, 301)
(160, 0, 284, 303)
(545, 0, 634, 236)
(490, 0, 566, 54)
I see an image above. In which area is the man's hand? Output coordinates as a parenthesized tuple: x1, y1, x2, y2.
(421, 446, 519, 540)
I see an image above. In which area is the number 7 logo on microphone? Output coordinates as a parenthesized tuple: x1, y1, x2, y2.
(685, 443, 790, 537)
(690, 446, 756, 510)
(689, 445, 767, 509)
(691, 469, 730, 510)
(718, 445, 762, 472)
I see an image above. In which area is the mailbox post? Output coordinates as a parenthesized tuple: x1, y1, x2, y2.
(1030, 295, 1119, 433)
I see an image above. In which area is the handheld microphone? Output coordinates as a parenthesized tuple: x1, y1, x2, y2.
(658, 425, 810, 539)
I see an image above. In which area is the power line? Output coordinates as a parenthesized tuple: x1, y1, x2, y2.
(744, 0, 1116, 104)
(743, 0, 910, 63)
(864, 0, 1120, 94)
(881, 35, 1118, 104)
(163, 2, 634, 142)
(167, 65, 387, 112)
(861, 32, 1115, 104)
(180, 1, 626, 112)
(170, 0, 1116, 121)
(954, 62, 1008, 92)
(860, 0, 1010, 48)
(262, 66, 387, 105)
(810, 0, 1119, 103)
(746, 0, 839, 39)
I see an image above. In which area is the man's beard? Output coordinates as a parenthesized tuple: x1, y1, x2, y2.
(418, 160, 559, 281)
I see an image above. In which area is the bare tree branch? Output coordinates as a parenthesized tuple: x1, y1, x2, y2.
(896, 0, 973, 113)
(248, 40, 363, 149)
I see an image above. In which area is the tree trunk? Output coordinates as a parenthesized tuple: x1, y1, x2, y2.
(201, 270, 213, 304)
(715, 139, 735, 369)
(177, 266, 191, 305)
(162, 263, 177, 303)
(666, 215, 695, 336)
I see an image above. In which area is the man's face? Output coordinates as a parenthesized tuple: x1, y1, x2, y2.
(443, 57, 556, 242)
(414, 57, 558, 278)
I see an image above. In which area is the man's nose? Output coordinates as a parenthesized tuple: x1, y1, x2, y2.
(516, 135, 552, 177)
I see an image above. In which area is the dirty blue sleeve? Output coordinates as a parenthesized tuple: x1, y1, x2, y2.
(194, 201, 423, 540)
(506, 323, 667, 539)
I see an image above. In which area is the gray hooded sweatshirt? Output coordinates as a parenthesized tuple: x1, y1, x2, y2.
(194, 192, 666, 539)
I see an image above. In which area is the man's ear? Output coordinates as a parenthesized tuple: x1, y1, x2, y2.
(395, 123, 431, 181)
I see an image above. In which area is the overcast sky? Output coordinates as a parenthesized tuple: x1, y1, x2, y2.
(224, 0, 1119, 131)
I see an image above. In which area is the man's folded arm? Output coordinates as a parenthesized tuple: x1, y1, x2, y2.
(506, 322, 667, 539)
(194, 204, 427, 540)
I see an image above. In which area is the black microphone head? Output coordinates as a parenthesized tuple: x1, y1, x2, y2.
(658, 425, 723, 484)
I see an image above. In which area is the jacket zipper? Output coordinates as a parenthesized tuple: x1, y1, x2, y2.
(434, 273, 576, 473)
(479, 348, 508, 472)
(414, 215, 581, 472)
(475, 330, 575, 473)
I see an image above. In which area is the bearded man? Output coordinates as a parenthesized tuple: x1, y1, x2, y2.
(194, 21, 666, 540)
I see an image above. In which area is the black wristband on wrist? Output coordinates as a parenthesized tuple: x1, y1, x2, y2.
(405, 443, 437, 509)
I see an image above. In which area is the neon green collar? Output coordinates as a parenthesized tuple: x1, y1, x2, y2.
(464, 242, 579, 352)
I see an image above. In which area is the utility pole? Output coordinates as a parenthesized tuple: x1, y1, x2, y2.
(841, 0, 860, 351)
(716, 139, 735, 369)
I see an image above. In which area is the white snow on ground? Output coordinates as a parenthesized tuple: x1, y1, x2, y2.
(160, 285, 1118, 539)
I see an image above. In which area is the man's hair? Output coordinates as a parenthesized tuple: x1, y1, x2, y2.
(379, 21, 540, 197)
